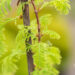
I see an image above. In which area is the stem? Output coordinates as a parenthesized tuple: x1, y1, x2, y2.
(21, 0, 34, 75)
(17, 0, 20, 6)
(31, 0, 41, 42)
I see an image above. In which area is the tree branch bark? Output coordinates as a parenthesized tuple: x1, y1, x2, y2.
(21, 0, 34, 75)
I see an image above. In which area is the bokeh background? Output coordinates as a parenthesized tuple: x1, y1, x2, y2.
(66, 0, 75, 75)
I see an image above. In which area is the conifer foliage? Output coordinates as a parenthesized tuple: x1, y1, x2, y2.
(0, 0, 70, 75)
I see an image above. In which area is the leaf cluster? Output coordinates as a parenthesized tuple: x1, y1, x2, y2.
(0, 0, 71, 75)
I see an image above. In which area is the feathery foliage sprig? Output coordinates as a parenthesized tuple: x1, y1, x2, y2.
(0, 0, 71, 75)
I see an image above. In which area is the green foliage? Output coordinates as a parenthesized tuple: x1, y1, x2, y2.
(32, 67, 59, 75)
(0, 48, 26, 75)
(0, 0, 11, 24)
(39, 0, 71, 15)
(31, 42, 61, 66)
(16, 22, 61, 75)
(0, 0, 71, 75)
(34, 0, 44, 5)
(42, 30, 60, 40)
(50, 0, 71, 15)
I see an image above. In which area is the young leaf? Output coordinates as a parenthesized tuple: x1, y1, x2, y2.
(50, 0, 71, 14)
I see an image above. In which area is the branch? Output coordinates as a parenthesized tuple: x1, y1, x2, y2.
(17, 0, 20, 6)
(21, 0, 34, 74)
(31, 0, 41, 42)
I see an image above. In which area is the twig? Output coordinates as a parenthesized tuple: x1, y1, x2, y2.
(17, 0, 20, 6)
(31, 0, 41, 42)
